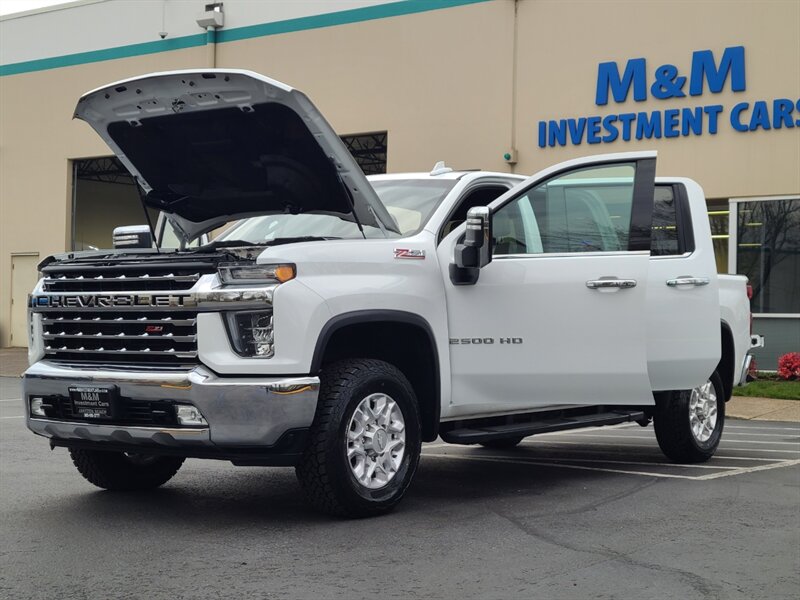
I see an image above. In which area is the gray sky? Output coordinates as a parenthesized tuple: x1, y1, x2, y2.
(0, 0, 73, 16)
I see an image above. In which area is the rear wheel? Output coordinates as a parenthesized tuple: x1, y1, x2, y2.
(69, 448, 184, 490)
(296, 359, 421, 517)
(479, 437, 524, 449)
(654, 371, 725, 463)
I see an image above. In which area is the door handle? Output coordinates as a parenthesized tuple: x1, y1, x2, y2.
(666, 277, 710, 287)
(586, 279, 637, 289)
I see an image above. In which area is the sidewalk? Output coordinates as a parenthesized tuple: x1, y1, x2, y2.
(726, 396, 800, 422)
(0, 347, 28, 378)
(2, 347, 798, 421)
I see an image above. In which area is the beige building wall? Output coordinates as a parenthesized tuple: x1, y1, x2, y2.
(1, 0, 798, 346)
(216, 0, 515, 174)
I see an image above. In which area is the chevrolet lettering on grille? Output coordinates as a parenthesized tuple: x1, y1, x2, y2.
(31, 294, 192, 309)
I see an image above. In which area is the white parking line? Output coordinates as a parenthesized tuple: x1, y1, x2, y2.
(726, 425, 800, 432)
(546, 433, 800, 446)
(695, 459, 800, 480)
(0, 415, 24, 420)
(714, 431, 800, 438)
(423, 452, 700, 480)
(518, 439, 800, 454)
(422, 451, 800, 481)
(0, 399, 22, 404)
(499, 456, 741, 469)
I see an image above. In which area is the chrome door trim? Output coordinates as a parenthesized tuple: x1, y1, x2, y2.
(666, 277, 710, 287)
(586, 279, 637, 289)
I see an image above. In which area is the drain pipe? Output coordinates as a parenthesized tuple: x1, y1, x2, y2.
(196, 3, 224, 68)
(206, 25, 217, 68)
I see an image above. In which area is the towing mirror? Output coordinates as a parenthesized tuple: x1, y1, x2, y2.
(451, 206, 492, 285)
(113, 225, 153, 249)
(456, 206, 492, 269)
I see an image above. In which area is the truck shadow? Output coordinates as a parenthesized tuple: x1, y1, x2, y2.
(32, 447, 654, 528)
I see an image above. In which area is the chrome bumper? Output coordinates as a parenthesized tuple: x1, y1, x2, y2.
(23, 361, 319, 451)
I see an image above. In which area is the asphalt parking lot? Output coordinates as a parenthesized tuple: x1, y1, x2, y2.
(1, 376, 798, 600)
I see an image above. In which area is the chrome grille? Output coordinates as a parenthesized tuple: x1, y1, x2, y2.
(41, 264, 208, 292)
(43, 311, 198, 365)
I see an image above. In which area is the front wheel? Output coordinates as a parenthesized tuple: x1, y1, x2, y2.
(69, 448, 184, 490)
(653, 371, 725, 463)
(296, 359, 421, 518)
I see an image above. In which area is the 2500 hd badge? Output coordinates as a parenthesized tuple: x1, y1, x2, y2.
(449, 337, 524, 345)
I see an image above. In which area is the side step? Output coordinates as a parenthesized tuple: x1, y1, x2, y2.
(440, 410, 646, 445)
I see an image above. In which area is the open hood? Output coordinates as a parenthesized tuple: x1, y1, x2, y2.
(74, 69, 399, 240)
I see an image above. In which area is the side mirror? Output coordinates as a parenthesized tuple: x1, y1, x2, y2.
(113, 225, 153, 249)
(451, 206, 492, 285)
(456, 206, 492, 269)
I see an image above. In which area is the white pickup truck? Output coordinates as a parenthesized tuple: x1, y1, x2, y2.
(24, 70, 755, 517)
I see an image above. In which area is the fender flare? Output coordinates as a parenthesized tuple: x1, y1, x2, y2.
(310, 309, 441, 439)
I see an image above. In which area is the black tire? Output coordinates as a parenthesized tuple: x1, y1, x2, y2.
(479, 437, 524, 449)
(69, 448, 184, 491)
(295, 359, 422, 518)
(653, 371, 725, 463)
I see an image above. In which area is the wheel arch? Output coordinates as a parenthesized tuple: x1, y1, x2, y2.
(310, 310, 441, 441)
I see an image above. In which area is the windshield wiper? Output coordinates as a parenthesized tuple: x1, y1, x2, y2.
(262, 236, 341, 246)
(194, 237, 340, 252)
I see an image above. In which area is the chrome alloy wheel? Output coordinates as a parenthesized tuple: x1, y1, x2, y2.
(689, 380, 718, 443)
(346, 393, 406, 489)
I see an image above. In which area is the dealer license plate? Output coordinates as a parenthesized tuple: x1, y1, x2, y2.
(68, 386, 117, 420)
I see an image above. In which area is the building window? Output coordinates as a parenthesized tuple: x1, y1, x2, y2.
(72, 157, 141, 251)
(341, 131, 388, 175)
(729, 196, 800, 315)
(707, 199, 729, 273)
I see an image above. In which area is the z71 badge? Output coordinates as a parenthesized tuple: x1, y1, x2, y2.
(393, 248, 425, 259)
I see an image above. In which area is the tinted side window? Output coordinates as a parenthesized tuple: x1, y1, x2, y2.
(651, 184, 694, 256)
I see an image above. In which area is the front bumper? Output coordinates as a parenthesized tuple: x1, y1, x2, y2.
(23, 361, 319, 465)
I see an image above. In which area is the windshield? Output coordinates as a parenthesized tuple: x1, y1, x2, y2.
(216, 178, 456, 244)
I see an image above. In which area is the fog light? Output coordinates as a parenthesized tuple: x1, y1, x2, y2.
(175, 405, 208, 426)
(30, 397, 46, 417)
(225, 310, 274, 358)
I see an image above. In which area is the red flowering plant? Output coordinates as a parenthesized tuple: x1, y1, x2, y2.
(777, 352, 800, 381)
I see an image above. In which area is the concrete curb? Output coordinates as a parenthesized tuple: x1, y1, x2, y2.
(727, 396, 800, 423)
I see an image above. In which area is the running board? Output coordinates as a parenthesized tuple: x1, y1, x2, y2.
(440, 410, 646, 445)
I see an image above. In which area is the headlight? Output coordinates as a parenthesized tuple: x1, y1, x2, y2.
(225, 310, 274, 358)
(218, 263, 295, 286)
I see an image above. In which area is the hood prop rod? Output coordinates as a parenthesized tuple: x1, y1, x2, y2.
(338, 177, 366, 239)
(135, 178, 161, 253)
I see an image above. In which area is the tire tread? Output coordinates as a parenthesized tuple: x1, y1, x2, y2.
(296, 358, 420, 517)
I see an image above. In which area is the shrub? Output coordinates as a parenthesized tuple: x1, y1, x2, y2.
(777, 352, 800, 381)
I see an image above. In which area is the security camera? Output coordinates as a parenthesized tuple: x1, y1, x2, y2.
(159, 31, 168, 39)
